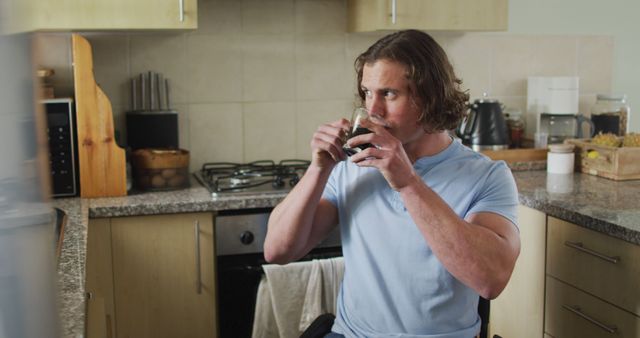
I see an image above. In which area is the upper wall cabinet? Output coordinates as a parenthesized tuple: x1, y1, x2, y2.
(347, 0, 508, 32)
(7, 0, 197, 32)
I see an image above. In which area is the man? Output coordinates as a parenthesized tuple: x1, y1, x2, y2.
(264, 30, 520, 338)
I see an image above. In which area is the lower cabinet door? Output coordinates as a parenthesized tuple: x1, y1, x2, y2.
(110, 213, 216, 338)
(545, 276, 640, 338)
(488, 205, 546, 338)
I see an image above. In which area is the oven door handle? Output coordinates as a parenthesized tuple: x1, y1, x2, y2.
(194, 220, 202, 294)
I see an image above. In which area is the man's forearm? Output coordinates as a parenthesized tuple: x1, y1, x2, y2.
(398, 176, 519, 299)
(264, 165, 334, 263)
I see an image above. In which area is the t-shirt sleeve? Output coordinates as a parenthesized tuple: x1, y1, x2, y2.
(321, 164, 339, 207)
(466, 161, 519, 228)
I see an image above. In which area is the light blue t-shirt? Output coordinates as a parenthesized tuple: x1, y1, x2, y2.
(322, 138, 518, 338)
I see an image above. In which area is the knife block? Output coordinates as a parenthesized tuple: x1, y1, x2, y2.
(126, 110, 179, 150)
(72, 34, 127, 197)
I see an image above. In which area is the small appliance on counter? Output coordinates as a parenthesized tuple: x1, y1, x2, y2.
(527, 76, 594, 144)
(538, 113, 593, 144)
(43, 98, 79, 197)
(456, 97, 509, 151)
(126, 71, 179, 150)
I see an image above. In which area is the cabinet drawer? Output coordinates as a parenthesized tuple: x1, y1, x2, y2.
(545, 276, 640, 338)
(547, 217, 640, 316)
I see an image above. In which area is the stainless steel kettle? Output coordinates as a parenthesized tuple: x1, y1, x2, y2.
(456, 99, 509, 151)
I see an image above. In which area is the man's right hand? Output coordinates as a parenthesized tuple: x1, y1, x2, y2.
(310, 118, 350, 169)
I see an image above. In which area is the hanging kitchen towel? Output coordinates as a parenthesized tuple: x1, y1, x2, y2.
(299, 257, 345, 332)
(252, 260, 314, 338)
(251, 275, 279, 338)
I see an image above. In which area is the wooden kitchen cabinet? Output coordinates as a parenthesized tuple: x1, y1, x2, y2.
(8, 0, 197, 32)
(86, 218, 116, 338)
(85, 212, 217, 338)
(545, 216, 640, 337)
(545, 276, 640, 338)
(488, 205, 546, 338)
(347, 0, 508, 32)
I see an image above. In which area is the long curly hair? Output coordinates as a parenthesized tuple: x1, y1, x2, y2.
(355, 30, 469, 133)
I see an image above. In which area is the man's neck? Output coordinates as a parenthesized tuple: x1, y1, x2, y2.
(403, 131, 453, 163)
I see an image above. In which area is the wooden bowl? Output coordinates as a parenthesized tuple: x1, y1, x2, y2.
(131, 148, 189, 169)
(131, 149, 190, 191)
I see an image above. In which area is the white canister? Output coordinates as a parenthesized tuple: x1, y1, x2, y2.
(547, 144, 575, 174)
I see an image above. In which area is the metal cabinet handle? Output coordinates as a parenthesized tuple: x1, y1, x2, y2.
(391, 0, 397, 24)
(179, 0, 185, 22)
(564, 241, 620, 264)
(194, 220, 202, 294)
(562, 305, 618, 334)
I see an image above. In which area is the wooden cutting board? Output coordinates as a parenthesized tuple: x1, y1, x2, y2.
(481, 148, 547, 163)
(72, 34, 127, 197)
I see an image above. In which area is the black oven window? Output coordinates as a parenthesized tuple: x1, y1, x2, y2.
(216, 247, 342, 338)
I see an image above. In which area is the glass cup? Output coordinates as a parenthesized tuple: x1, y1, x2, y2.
(534, 132, 548, 149)
(343, 107, 374, 156)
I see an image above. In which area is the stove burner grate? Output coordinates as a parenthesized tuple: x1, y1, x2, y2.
(197, 159, 310, 193)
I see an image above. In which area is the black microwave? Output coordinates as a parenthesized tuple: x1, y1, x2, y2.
(44, 98, 79, 197)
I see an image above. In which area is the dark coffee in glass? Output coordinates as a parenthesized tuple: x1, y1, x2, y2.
(343, 108, 374, 156)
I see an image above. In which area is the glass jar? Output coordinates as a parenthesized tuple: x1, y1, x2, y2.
(505, 108, 525, 148)
(590, 94, 629, 136)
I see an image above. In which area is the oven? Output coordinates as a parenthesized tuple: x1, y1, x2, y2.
(193, 160, 342, 338)
(215, 208, 341, 338)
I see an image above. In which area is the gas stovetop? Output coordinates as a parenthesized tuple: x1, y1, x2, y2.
(194, 160, 310, 197)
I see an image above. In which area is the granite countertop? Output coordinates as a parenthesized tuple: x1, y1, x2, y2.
(52, 172, 640, 338)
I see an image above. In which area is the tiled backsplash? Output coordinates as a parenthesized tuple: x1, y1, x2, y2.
(34, 0, 613, 170)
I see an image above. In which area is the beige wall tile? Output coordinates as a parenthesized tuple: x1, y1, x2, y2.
(530, 36, 577, 77)
(130, 34, 188, 104)
(174, 103, 190, 150)
(196, 0, 242, 34)
(490, 36, 536, 97)
(242, 34, 295, 102)
(296, 33, 351, 100)
(189, 103, 244, 169)
(494, 96, 527, 115)
(86, 34, 130, 107)
(345, 32, 387, 66)
(577, 36, 613, 95)
(242, 0, 294, 34)
(33, 33, 74, 98)
(446, 33, 492, 100)
(294, 99, 354, 159)
(187, 34, 243, 103)
(295, 0, 346, 34)
(345, 32, 387, 94)
(579, 94, 598, 117)
(243, 102, 296, 161)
